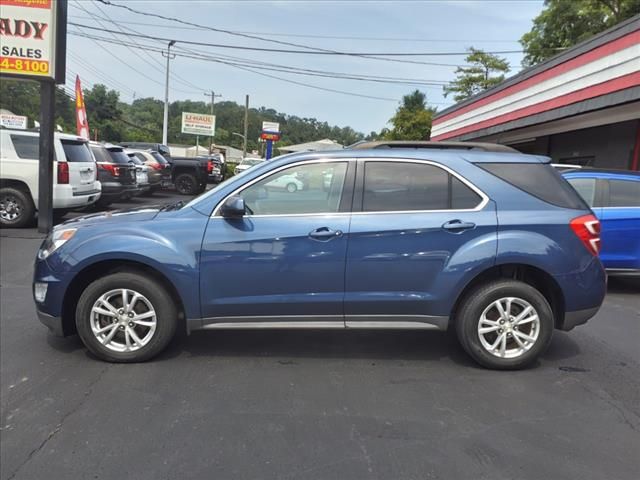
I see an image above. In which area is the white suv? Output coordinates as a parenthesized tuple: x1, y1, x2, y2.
(0, 129, 101, 228)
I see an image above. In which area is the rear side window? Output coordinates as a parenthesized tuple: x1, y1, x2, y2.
(362, 161, 482, 212)
(61, 140, 93, 163)
(107, 148, 133, 164)
(480, 163, 588, 209)
(10, 134, 39, 159)
(609, 180, 640, 207)
(567, 178, 597, 207)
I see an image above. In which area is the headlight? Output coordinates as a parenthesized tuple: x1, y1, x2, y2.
(38, 228, 77, 260)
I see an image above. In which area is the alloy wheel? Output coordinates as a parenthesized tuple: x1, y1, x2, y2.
(477, 297, 541, 359)
(90, 288, 157, 353)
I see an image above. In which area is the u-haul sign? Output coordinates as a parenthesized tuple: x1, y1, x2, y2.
(181, 112, 215, 136)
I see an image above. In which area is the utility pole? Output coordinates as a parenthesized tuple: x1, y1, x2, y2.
(204, 90, 221, 153)
(162, 40, 176, 146)
(243, 94, 249, 158)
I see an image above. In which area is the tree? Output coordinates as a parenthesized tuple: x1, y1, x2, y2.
(83, 84, 124, 141)
(521, 0, 640, 67)
(443, 48, 510, 102)
(384, 90, 436, 140)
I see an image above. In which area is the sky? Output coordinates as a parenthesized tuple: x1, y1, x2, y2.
(65, 0, 546, 134)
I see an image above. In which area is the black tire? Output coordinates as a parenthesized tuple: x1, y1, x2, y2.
(174, 173, 198, 195)
(286, 182, 298, 193)
(75, 271, 178, 363)
(455, 280, 554, 370)
(0, 187, 35, 228)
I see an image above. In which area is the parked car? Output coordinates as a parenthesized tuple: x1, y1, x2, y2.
(89, 142, 138, 207)
(147, 151, 173, 189)
(165, 156, 209, 195)
(119, 142, 171, 160)
(33, 141, 606, 369)
(234, 157, 264, 175)
(562, 168, 640, 276)
(128, 150, 165, 193)
(1, 129, 101, 227)
(264, 173, 305, 192)
(123, 150, 151, 195)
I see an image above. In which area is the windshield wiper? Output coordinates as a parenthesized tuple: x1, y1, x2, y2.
(160, 200, 184, 212)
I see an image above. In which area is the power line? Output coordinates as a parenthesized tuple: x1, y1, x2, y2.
(67, 31, 405, 103)
(67, 14, 520, 44)
(68, 30, 451, 87)
(70, 1, 201, 95)
(68, 30, 452, 96)
(71, 20, 523, 59)
(87, 0, 206, 93)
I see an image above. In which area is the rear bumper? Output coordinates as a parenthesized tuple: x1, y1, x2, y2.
(559, 306, 601, 331)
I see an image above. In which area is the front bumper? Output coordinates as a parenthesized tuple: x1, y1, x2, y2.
(36, 309, 65, 337)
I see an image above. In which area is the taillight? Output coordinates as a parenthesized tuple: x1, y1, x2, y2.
(57, 162, 69, 184)
(150, 162, 162, 170)
(98, 163, 120, 177)
(207, 160, 213, 173)
(570, 214, 601, 256)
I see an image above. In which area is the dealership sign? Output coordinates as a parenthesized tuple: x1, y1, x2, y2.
(0, 0, 62, 79)
(262, 121, 279, 133)
(181, 112, 215, 136)
(0, 113, 27, 129)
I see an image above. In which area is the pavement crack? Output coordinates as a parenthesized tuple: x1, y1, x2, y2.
(6, 365, 110, 480)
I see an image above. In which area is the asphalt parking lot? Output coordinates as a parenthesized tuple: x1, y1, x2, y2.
(1, 192, 639, 480)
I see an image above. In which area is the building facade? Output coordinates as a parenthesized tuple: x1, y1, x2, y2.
(431, 15, 640, 170)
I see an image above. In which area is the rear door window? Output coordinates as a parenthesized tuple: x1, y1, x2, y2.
(61, 140, 94, 163)
(362, 161, 482, 212)
(609, 180, 640, 207)
(10, 134, 39, 159)
(480, 163, 588, 209)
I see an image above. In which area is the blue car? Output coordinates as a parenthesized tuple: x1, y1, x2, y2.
(562, 169, 640, 276)
(33, 142, 606, 369)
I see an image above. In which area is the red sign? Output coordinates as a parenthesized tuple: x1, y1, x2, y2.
(75, 75, 89, 139)
(260, 132, 280, 141)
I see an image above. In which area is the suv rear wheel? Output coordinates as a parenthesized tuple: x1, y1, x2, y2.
(456, 280, 553, 370)
(75, 271, 177, 362)
(0, 187, 35, 228)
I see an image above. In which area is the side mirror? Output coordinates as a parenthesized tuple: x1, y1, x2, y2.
(220, 195, 246, 218)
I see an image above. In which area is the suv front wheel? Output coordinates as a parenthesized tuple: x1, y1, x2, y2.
(456, 280, 554, 370)
(75, 271, 178, 362)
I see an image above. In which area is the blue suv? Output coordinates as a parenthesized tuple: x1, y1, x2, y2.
(561, 168, 640, 276)
(33, 142, 606, 369)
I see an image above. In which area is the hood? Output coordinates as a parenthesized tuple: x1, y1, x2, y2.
(60, 204, 165, 227)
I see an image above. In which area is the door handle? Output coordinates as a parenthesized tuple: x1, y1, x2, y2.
(309, 227, 343, 240)
(442, 219, 476, 233)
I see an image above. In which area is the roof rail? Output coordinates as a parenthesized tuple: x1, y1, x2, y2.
(346, 140, 518, 153)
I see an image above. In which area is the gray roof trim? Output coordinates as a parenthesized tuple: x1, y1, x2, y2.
(435, 14, 640, 119)
(448, 87, 640, 141)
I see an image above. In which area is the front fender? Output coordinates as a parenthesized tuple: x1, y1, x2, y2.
(45, 215, 208, 320)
